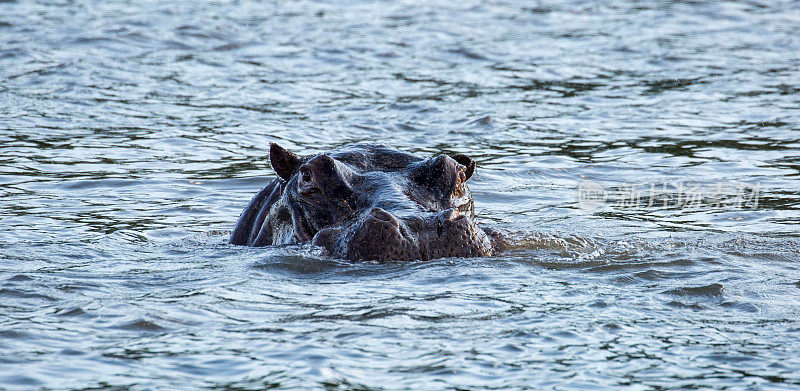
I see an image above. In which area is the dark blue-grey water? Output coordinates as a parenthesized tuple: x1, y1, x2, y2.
(2, 0, 800, 389)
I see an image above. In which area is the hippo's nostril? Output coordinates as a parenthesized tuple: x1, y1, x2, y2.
(369, 207, 395, 223)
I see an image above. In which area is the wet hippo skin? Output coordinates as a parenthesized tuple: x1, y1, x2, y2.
(230, 143, 501, 262)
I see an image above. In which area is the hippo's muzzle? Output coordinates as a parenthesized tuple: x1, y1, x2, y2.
(312, 207, 492, 262)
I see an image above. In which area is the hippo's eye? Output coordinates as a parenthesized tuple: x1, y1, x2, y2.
(300, 169, 312, 183)
(298, 168, 322, 197)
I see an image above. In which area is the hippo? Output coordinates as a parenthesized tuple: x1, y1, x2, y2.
(230, 143, 503, 262)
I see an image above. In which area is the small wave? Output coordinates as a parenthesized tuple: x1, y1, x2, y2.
(6, 274, 33, 282)
(666, 300, 706, 310)
(113, 319, 168, 332)
(0, 375, 42, 387)
(664, 283, 725, 298)
(0, 288, 57, 302)
(447, 47, 491, 61)
(720, 301, 760, 313)
(54, 307, 92, 318)
(59, 179, 138, 190)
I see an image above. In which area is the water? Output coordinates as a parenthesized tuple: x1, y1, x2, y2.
(2, 0, 800, 389)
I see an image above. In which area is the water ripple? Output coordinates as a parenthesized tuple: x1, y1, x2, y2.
(1, 0, 800, 389)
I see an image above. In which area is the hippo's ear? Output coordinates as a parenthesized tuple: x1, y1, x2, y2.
(270, 143, 302, 181)
(451, 154, 475, 181)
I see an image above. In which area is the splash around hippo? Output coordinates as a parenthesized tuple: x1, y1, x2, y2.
(230, 143, 503, 262)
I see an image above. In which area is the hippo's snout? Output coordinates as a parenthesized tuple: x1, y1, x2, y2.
(340, 207, 492, 262)
(424, 208, 492, 260)
(344, 207, 420, 262)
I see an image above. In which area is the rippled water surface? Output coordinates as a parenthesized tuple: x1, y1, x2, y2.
(2, 0, 800, 389)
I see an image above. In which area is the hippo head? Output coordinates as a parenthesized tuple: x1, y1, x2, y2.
(230, 143, 494, 262)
